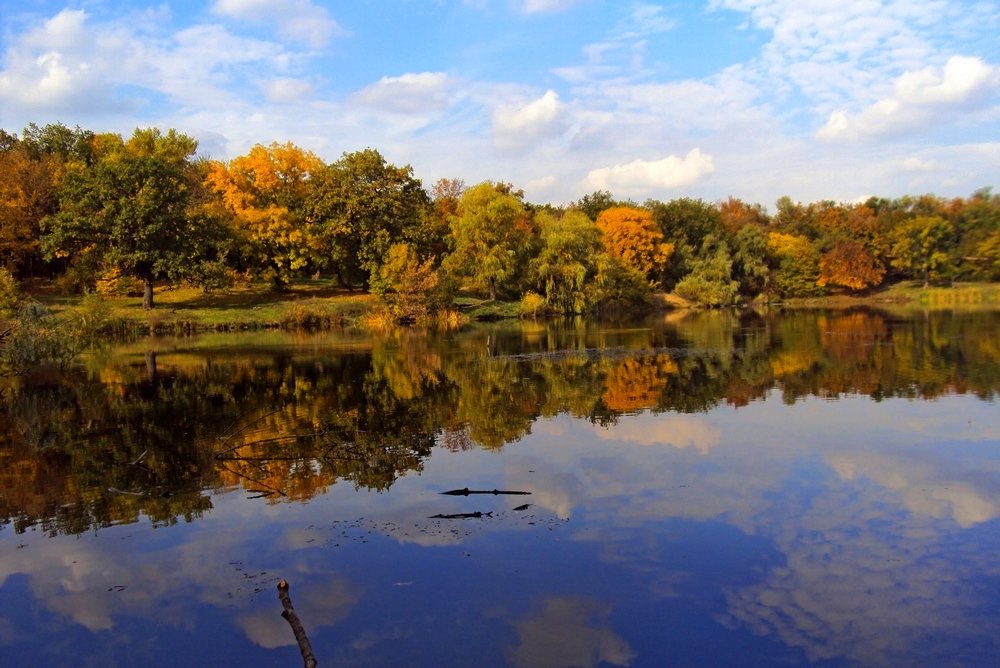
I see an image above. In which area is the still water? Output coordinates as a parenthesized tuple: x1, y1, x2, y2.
(1, 308, 999, 666)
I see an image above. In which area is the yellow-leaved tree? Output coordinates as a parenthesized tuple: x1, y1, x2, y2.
(206, 142, 324, 286)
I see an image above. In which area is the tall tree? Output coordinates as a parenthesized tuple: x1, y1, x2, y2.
(530, 210, 602, 313)
(306, 149, 432, 287)
(206, 142, 323, 286)
(596, 206, 674, 284)
(42, 128, 201, 309)
(442, 182, 534, 300)
(890, 215, 955, 286)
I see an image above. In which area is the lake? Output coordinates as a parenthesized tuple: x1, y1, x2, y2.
(1, 308, 999, 666)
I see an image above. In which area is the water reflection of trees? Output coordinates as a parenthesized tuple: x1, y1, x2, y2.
(1, 309, 998, 534)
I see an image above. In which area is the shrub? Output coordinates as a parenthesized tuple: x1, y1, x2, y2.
(0, 268, 21, 314)
(519, 292, 548, 318)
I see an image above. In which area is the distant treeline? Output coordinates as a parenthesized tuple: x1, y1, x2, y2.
(1, 122, 998, 316)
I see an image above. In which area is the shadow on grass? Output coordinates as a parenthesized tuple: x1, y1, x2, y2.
(169, 283, 361, 311)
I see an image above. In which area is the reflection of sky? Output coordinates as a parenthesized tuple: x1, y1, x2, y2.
(1, 394, 998, 665)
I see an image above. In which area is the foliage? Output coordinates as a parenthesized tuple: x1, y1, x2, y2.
(307, 149, 433, 288)
(0, 267, 22, 314)
(207, 141, 323, 286)
(518, 292, 548, 318)
(442, 182, 534, 300)
(596, 206, 674, 283)
(371, 243, 449, 323)
(674, 245, 740, 306)
(890, 215, 955, 286)
(530, 210, 602, 313)
(592, 253, 653, 309)
(767, 232, 824, 297)
(42, 128, 203, 308)
(731, 225, 770, 296)
(572, 190, 620, 221)
(818, 240, 886, 291)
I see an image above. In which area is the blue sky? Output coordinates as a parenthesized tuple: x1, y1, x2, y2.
(1, 1, 998, 207)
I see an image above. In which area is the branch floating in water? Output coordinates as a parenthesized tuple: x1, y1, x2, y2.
(277, 579, 317, 668)
(441, 488, 531, 496)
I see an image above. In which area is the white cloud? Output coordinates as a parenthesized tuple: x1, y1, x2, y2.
(492, 89, 565, 153)
(263, 77, 314, 102)
(901, 156, 937, 172)
(586, 149, 715, 193)
(352, 72, 457, 114)
(592, 414, 722, 454)
(0, 9, 118, 113)
(817, 55, 1000, 141)
(212, 0, 341, 48)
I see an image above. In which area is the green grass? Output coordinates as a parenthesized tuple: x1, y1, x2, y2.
(30, 280, 377, 334)
(779, 281, 1000, 310)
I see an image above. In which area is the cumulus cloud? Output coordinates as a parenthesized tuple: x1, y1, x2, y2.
(212, 0, 342, 48)
(818, 55, 1000, 141)
(0, 9, 120, 113)
(586, 148, 715, 193)
(352, 72, 457, 114)
(492, 89, 565, 153)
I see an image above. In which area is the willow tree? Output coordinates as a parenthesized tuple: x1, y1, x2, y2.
(442, 182, 534, 300)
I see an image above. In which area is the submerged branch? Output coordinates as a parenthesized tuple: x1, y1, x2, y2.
(441, 488, 531, 496)
(277, 579, 317, 668)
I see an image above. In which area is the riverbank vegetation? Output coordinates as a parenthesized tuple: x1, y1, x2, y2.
(1, 122, 999, 331)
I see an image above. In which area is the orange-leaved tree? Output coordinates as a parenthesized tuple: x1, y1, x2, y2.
(596, 206, 674, 284)
(206, 142, 324, 286)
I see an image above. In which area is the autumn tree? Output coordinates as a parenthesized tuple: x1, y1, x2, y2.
(442, 182, 534, 300)
(0, 139, 53, 273)
(206, 142, 323, 286)
(890, 215, 955, 286)
(42, 128, 202, 309)
(818, 240, 886, 291)
(646, 197, 723, 287)
(596, 206, 673, 284)
(767, 232, 823, 297)
(370, 243, 450, 323)
(718, 196, 769, 236)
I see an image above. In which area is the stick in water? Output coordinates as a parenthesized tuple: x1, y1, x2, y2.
(277, 579, 318, 668)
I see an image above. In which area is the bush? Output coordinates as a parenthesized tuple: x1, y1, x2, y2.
(0, 268, 21, 314)
(95, 267, 144, 297)
(519, 292, 548, 318)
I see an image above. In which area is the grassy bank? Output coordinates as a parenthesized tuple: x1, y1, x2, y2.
(22, 279, 1000, 336)
(30, 280, 376, 335)
(779, 281, 1000, 310)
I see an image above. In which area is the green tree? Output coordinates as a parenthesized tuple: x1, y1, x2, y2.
(767, 232, 823, 297)
(307, 149, 432, 287)
(890, 215, 955, 286)
(442, 182, 533, 300)
(674, 241, 739, 306)
(530, 210, 601, 313)
(42, 128, 201, 309)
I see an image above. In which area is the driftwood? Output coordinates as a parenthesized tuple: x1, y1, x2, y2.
(429, 511, 493, 519)
(441, 488, 531, 496)
(277, 579, 317, 668)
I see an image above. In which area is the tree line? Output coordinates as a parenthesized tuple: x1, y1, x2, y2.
(2, 122, 999, 315)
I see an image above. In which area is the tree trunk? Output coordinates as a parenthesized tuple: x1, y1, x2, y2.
(143, 278, 154, 310)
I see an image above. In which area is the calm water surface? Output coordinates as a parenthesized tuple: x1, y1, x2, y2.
(1, 309, 999, 666)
